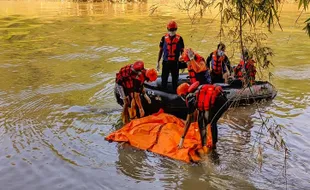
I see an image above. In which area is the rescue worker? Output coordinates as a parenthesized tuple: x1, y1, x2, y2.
(179, 48, 211, 85)
(115, 61, 157, 124)
(206, 43, 232, 84)
(130, 68, 158, 119)
(157, 20, 185, 92)
(234, 49, 257, 86)
(176, 81, 229, 155)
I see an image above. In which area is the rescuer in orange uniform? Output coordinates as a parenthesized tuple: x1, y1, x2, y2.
(157, 20, 185, 92)
(176, 81, 229, 155)
(115, 61, 157, 123)
(206, 43, 232, 84)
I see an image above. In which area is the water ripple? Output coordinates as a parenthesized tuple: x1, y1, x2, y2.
(107, 56, 130, 63)
(49, 53, 101, 61)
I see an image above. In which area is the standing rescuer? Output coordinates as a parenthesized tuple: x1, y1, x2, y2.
(206, 43, 232, 84)
(176, 81, 229, 156)
(115, 61, 157, 124)
(157, 20, 185, 92)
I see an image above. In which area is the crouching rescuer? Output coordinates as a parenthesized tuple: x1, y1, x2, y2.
(176, 81, 229, 155)
(115, 61, 158, 124)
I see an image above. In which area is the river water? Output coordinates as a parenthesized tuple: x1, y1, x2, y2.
(0, 1, 309, 189)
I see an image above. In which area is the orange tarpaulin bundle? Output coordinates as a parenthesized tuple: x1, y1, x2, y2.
(105, 110, 203, 163)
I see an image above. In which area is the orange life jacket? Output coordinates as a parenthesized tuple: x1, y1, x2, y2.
(187, 54, 207, 84)
(196, 85, 222, 111)
(187, 64, 197, 84)
(211, 50, 225, 75)
(165, 34, 180, 61)
(235, 59, 256, 80)
(115, 64, 137, 90)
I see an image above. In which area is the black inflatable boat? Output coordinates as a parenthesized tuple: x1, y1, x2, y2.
(114, 74, 277, 118)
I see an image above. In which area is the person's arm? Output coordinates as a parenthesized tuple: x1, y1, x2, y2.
(157, 36, 165, 71)
(182, 113, 194, 139)
(224, 56, 232, 74)
(179, 36, 185, 54)
(134, 92, 145, 117)
(189, 59, 206, 73)
(178, 113, 194, 148)
(206, 53, 212, 70)
(141, 86, 151, 104)
(178, 95, 196, 148)
(157, 49, 163, 63)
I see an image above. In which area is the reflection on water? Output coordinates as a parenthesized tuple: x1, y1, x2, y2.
(1, 0, 310, 189)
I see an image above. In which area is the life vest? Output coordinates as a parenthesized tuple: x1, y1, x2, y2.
(115, 64, 137, 90)
(211, 50, 225, 75)
(195, 85, 222, 111)
(164, 34, 180, 61)
(187, 64, 197, 84)
(235, 59, 256, 80)
(187, 54, 207, 84)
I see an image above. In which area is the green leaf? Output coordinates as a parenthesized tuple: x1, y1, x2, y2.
(303, 21, 310, 37)
(298, 0, 303, 9)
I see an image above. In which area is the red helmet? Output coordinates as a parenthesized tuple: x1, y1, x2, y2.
(146, 69, 158, 82)
(132, 61, 144, 71)
(167, 21, 178, 31)
(177, 83, 190, 96)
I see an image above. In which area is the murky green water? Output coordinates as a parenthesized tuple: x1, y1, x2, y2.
(0, 1, 310, 189)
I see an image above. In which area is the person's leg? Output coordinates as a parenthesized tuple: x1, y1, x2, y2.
(211, 123, 218, 148)
(223, 72, 228, 83)
(170, 61, 179, 93)
(122, 96, 130, 124)
(161, 61, 169, 91)
(198, 111, 206, 146)
(203, 111, 213, 153)
(128, 98, 137, 120)
(197, 111, 207, 156)
(209, 93, 229, 148)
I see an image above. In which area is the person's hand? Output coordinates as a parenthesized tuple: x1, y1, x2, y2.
(139, 108, 145, 117)
(156, 62, 160, 72)
(144, 94, 151, 104)
(178, 138, 184, 149)
(188, 49, 195, 60)
(123, 97, 129, 106)
(179, 55, 184, 62)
